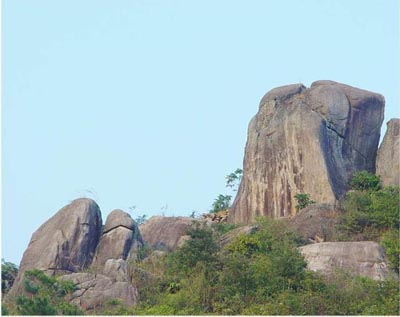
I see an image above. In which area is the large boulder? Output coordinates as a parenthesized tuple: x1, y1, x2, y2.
(59, 271, 137, 312)
(92, 209, 143, 268)
(376, 118, 400, 187)
(140, 216, 199, 251)
(229, 81, 384, 223)
(9, 198, 102, 296)
(288, 203, 339, 243)
(299, 241, 392, 280)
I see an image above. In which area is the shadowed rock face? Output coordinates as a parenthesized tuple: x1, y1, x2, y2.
(92, 209, 143, 268)
(299, 241, 392, 280)
(9, 198, 102, 296)
(229, 80, 384, 223)
(376, 118, 400, 187)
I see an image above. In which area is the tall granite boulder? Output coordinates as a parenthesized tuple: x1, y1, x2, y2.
(299, 241, 392, 280)
(92, 209, 144, 268)
(376, 118, 400, 187)
(229, 81, 385, 223)
(9, 198, 102, 296)
(140, 216, 200, 251)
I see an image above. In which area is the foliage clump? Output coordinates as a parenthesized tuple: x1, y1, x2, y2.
(3, 269, 83, 316)
(294, 193, 316, 211)
(1, 259, 18, 295)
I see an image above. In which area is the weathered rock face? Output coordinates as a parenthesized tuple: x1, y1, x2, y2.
(288, 203, 339, 243)
(92, 209, 143, 268)
(376, 118, 400, 187)
(9, 198, 102, 295)
(299, 241, 391, 280)
(140, 216, 199, 251)
(60, 270, 137, 311)
(229, 81, 385, 223)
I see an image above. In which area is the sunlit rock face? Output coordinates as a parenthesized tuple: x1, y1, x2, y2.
(229, 80, 384, 224)
(299, 241, 393, 281)
(376, 118, 400, 187)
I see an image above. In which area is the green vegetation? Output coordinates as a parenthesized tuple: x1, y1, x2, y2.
(210, 168, 242, 213)
(210, 194, 232, 213)
(225, 168, 243, 191)
(125, 217, 399, 315)
(3, 170, 399, 315)
(294, 193, 316, 211)
(350, 170, 382, 191)
(336, 171, 400, 273)
(2, 259, 18, 294)
(3, 269, 82, 315)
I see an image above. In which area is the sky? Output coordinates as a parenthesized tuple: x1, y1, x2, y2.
(2, 0, 399, 265)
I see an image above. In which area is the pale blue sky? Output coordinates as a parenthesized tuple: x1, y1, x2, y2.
(2, 0, 399, 264)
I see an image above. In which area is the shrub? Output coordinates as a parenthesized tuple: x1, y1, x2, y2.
(380, 229, 400, 273)
(14, 269, 82, 316)
(350, 170, 381, 191)
(1, 259, 18, 294)
(339, 185, 400, 240)
(294, 193, 315, 211)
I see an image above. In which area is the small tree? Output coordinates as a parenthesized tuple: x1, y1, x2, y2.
(210, 194, 231, 213)
(226, 168, 243, 191)
(294, 193, 315, 212)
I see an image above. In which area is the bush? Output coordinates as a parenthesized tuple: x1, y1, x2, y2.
(13, 269, 83, 316)
(339, 185, 400, 240)
(350, 170, 381, 191)
(167, 222, 220, 276)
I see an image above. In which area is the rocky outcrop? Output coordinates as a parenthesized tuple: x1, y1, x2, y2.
(299, 241, 391, 280)
(229, 81, 385, 223)
(92, 209, 143, 268)
(376, 118, 400, 187)
(140, 216, 199, 251)
(202, 210, 229, 223)
(288, 203, 339, 243)
(9, 198, 102, 296)
(60, 269, 137, 312)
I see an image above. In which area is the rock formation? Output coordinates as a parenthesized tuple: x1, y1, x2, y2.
(299, 241, 392, 280)
(92, 209, 143, 268)
(288, 203, 339, 243)
(9, 198, 102, 295)
(376, 118, 400, 187)
(8, 200, 143, 312)
(59, 269, 137, 311)
(140, 216, 199, 251)
(229, 80, 385, 223)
